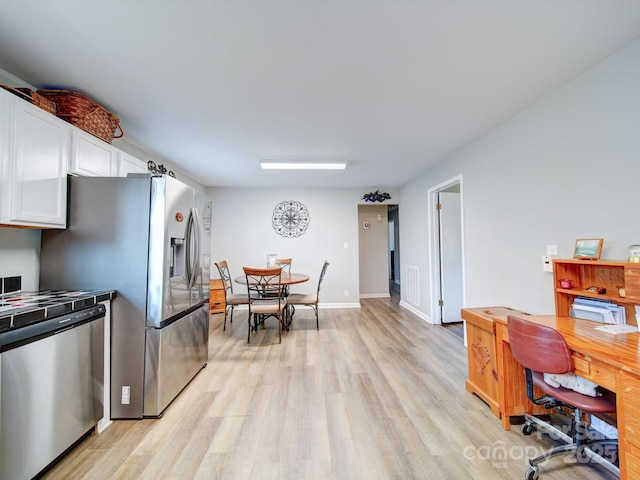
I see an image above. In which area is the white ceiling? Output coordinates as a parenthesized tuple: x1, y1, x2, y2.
(1, 1, 640, 189)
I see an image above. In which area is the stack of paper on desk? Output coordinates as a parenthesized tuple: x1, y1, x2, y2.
(594, 324, 638, 334)
(570, 297, 626, 324)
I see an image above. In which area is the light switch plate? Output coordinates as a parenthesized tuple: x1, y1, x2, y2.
(546, 245, 559, 256)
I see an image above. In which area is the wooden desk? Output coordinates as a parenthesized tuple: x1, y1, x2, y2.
(492, 313, 640, 480)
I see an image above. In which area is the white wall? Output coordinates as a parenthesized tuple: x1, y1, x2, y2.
(400, 37, 640, 320)
(0, 228, 40, 291)
(207, 187, 365, 306)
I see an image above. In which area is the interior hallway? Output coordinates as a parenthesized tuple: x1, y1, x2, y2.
(42, 299, 615, 480)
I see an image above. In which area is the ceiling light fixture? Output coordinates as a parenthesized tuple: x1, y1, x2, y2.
(260, 161, 346, 170)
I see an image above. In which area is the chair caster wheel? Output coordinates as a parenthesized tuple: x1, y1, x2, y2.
(521, 422, 535, 436)
(525, 466, 539, 480)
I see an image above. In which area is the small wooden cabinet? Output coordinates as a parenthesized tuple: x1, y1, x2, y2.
(462, 307, 501, 418)
(209, 279, 225, 314)
(553, 258, 640, 325)
(462, 306, 537, 423)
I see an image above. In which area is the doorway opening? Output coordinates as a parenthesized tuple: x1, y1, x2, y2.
(356, 204, 400, 301)
(388, 205, 400, 302)
(428, 176, 465, 340)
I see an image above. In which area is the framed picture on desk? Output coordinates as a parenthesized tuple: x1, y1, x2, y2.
(573, 238, 603, 260)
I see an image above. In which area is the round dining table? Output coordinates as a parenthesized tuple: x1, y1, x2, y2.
(234, 272, 310, 331)
(234, 272, 309, 287)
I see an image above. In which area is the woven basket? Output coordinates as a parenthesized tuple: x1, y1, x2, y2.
(1, 85, 56, 115)
(37, 89, 123, 144)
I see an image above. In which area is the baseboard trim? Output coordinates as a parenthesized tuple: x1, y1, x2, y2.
(398, 300, 433, 324)
(359, 293, 391, 299)
(227, 302, 361, 311)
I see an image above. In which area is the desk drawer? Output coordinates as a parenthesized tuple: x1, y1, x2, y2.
(572, 355, 617, 392)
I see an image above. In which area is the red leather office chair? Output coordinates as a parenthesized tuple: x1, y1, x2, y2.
(507, 315, 618, 480)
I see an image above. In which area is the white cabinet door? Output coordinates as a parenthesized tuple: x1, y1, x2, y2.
(116, 151, 148, 177)
(0, 89, 69, 228)
(70, 129, 116, 176)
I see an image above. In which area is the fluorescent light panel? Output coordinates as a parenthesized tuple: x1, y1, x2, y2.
(260, 161, 346, 170)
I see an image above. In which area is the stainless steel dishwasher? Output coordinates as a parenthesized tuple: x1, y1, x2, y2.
(0, 304, 105, 480)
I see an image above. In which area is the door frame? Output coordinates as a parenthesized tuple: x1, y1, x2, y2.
(427, 175, 466, 332)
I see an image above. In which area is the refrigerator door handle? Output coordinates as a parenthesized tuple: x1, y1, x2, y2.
(191, 207, 201, 289)
(185, 208, 201, 290)
(185, 210, 193, 287)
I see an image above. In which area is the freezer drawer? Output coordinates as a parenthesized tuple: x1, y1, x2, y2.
(143, 305, 209, 417)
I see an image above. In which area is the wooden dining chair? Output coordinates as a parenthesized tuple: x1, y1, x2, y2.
(215, 260, 249, 331)
(287, 261, 329, 330)
(275, 257, 292, 274)
(243, 267, 288, 344)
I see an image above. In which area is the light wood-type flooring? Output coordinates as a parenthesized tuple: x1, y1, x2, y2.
(42, 297, 617, 480)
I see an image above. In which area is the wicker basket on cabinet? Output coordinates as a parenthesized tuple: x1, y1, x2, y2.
(37, 89, 123, 143)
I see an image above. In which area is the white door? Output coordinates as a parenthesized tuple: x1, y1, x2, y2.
(438, 191, 463, 324)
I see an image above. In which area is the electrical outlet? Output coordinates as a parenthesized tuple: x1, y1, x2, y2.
(2, 276, 21, 294)
(121, 386, 131, 405)
(344, 290, 349, 297)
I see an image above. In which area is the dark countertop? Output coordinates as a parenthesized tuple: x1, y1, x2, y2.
(0, 290, 116, 334)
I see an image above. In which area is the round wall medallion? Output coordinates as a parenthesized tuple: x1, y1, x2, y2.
(272, 200, 310, 238)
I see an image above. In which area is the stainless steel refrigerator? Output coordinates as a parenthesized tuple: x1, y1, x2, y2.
(40, 174, 212, 419)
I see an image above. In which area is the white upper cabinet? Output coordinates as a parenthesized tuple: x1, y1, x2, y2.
(0, 88, 69, 228)
(116, 151, 148, 177)
(0, 88, 152, 229)
(70, 129, 116, 176)
(70, 121, 149, 179)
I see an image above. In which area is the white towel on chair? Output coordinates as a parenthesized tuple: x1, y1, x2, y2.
(543, 372, 601, 397)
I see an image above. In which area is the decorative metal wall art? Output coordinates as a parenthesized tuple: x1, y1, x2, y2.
(272, 200, 310, 238)
(362, 190, 391, 202)
(147, 160, 175, 178)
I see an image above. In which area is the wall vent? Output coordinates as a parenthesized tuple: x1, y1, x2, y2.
(405, 266, 420, 306)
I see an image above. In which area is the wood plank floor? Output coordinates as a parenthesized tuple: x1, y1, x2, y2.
(42, 298, 617, 480)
